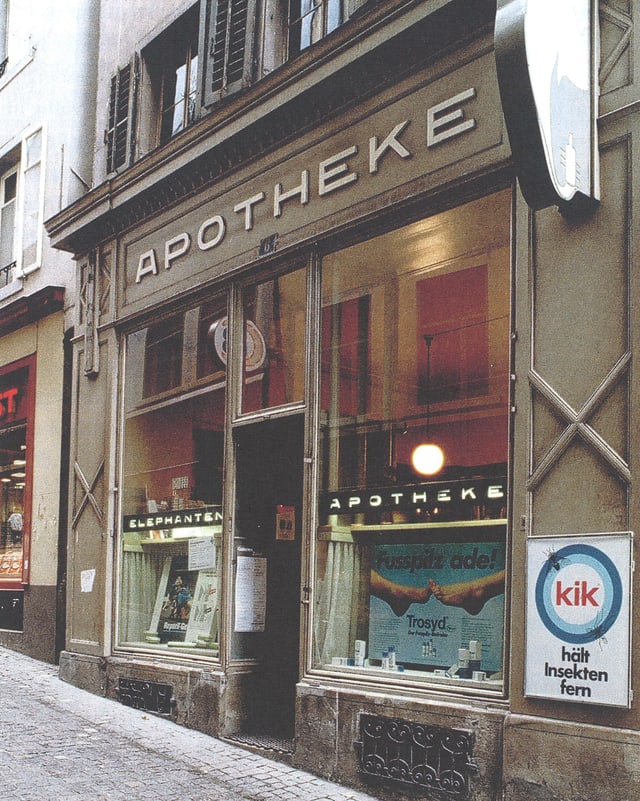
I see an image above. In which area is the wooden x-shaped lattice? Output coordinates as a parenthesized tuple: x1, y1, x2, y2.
(72, 460, 105, 529)
(527, 351, 631, 492)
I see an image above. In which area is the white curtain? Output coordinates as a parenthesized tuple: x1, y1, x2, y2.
(119, 551, 166, 643)
(314, 541, 362, 665)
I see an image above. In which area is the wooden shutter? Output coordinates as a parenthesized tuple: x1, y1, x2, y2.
(106, 61, 136, 173)
(199, 0, 256, 108)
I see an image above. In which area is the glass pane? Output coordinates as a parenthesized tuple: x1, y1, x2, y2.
(0, 365, 30, 586)
(0, 425, 26, 581)
(0, 194, 15, 269)
(21, 160, 40, 268)
(241, 268, 307, 414)
(3, 171, 16, 203)
(25, 129, 42, 169)
(119, 301, 226, 657)
(142, 314, 183, 398)
(197, 296, 228, 380)
(313, 190, 511, 688)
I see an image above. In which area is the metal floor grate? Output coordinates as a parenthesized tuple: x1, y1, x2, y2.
(224, 731, 295, 753)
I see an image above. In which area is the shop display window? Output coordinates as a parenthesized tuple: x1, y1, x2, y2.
(0, 360, 32, 592)
(118, 297, 227, 656)
(313, 190, 512, 690)
(241, 269, 307, 414)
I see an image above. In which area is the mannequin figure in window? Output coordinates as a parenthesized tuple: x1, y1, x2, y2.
(8, 508, 22, 545)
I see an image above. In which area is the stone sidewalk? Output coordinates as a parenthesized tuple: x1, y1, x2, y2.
(0, 646, 380, 801)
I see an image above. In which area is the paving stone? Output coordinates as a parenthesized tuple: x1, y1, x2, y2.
(0, 646, 379, 801)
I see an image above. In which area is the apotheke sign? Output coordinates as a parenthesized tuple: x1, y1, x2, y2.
(124, 52, 504, 305)
(321, 478, 507, 516)
(133, 90, 477, 286)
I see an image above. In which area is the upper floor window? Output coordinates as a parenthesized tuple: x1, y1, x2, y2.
(106, 62, 135, 173)
(0, 127, 44, 286)
(0, 0, 32, 77)
(0, 167, 17, 284)
(109, 0, 369, 172)
(289, 0, 342, 55)
(144, 5, 200, 148)
(199, 0, 255, 107)
(0, 1, 7, 71)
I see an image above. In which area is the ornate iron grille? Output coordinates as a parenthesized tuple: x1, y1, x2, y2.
(117, 678, 174, 715)
(356, 714, 477, 797)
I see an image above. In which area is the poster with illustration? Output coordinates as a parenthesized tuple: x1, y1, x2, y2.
(368, 539, 505, 673)
(156, 557, 198, 642)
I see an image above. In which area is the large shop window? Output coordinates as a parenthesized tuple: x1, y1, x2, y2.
(313, 190, 511, 690)
(0, 359, 33, 596)
(118, 296, 227, 656)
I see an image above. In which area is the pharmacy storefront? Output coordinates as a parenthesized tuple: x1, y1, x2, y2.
(48, 3, 640, 800)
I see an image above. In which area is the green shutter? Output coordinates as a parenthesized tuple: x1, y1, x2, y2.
(199, 0, 256, 107)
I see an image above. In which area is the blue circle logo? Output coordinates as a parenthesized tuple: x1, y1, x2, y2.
(535, 544, 622, 644)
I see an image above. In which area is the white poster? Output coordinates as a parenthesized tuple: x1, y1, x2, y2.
(525, 533, 633, 708)
(234, 556, 267, 632)
(188, 535, 217, 571)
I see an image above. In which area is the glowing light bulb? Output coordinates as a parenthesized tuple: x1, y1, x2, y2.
(411, 443, 444, 476)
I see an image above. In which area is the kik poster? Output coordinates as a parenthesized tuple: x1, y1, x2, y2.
(368, 540, 505, 673)
(525, 534, 632, 707)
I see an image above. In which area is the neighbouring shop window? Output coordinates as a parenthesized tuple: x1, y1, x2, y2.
(0, 360, 33, 592)
(241, 268, 307, 414)
(313, 190, 512, 690)
(118, 296, 227, 657)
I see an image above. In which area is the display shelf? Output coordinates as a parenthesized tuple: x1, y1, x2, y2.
(119, 641, 219, 657)
(322, 662, 502, 688)
(318, 519, 507, 542)
(351, 519, 507, 531)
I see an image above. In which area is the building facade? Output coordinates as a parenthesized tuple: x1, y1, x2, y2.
(46, 1, 639, 799)
(0, 0, 98, 661)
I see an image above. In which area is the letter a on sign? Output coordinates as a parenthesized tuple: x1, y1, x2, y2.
(494, 0, 599, 216)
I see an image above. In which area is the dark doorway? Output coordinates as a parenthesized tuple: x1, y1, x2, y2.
(233, 414, 304, 740)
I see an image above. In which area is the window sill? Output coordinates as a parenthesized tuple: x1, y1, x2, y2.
(307, 663, 505, 700)
(0, 50, 35, 91)
(0, 278, 23, 302)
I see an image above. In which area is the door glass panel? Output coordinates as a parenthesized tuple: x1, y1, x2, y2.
(241, 268, 307, 414)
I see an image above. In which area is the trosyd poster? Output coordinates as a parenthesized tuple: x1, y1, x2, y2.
(525, 533, 633, 708)
(368, 538, 506, 674)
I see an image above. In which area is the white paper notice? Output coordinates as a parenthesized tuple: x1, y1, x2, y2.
(188, 536, 216, 571)
(234, 556, 267, 632)
(80, 568, 96, 593)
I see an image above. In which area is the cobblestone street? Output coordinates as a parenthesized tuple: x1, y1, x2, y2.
(0, 647, 379, 801)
